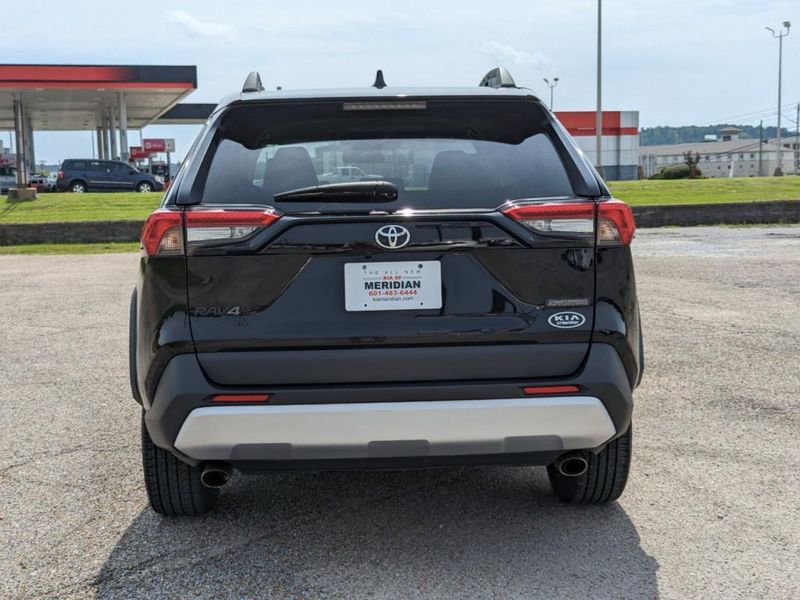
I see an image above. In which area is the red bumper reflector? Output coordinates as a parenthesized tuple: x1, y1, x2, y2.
(522, 385, 580, 395)
(211, 394, 270, 403)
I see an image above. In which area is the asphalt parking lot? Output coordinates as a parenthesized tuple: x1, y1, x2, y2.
(1, 225, 798, 599)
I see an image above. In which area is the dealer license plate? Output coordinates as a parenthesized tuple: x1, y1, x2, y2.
(344, 261, 442, 312)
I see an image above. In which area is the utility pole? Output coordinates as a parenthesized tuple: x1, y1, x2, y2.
(766, 21, 790, 175)
(543, 77, 559, 110)
(758, 120, 764, 176)
(595, 0, 603, 177)
(796, 102, 799, 175)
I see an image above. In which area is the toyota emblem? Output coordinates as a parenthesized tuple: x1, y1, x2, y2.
(375, 225, 411, 249)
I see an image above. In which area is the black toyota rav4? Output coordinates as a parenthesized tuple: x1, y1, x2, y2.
(131, 68, 642, 516)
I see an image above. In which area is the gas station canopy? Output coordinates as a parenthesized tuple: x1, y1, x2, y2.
(0, 64, 197, 189)
(0, 64, 197, 130)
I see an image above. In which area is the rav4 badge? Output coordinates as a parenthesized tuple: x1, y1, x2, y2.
(548, 311, 586, 329)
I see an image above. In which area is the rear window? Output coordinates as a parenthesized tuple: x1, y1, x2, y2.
(201, 99, 574, 210)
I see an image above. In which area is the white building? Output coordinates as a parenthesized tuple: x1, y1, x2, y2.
(639, 127, 797, 178)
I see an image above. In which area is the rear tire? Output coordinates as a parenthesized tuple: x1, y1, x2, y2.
(547, 425, 632, 504)
(141, 414, 219, 516)
(70, 180, 86, 193)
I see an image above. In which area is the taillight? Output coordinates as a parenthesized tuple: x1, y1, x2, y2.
(57, 170, 64, 179)
(596, 200, 636, 246)
(501, 199, 635, 245)
(140, 208, 281, 256)
(184, 208, 280, 243)
(503, 202, 594, 236)
(141, 210, 182, 256)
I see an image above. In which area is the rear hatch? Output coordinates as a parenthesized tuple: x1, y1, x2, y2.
(181, 97, 598, 386)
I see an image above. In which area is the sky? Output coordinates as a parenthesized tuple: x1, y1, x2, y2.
(3, 0, 798, 163)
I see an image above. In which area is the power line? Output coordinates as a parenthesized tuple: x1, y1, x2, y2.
(779, 111, 798, 125)
(642, 102, 800, 130)
(710, 100, 800, 124)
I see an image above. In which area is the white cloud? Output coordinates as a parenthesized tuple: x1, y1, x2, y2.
(480, 41, 550, 68)
(163, 10, 237, 42)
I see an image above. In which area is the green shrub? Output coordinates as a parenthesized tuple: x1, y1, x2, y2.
(649, 164, 703, 180)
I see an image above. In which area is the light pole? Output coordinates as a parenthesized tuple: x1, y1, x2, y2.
(543, 77, 559, 110)
(596, 0, 603, 177)
(766, 21, 790, 176)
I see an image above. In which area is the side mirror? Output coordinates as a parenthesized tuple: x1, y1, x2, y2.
(129, 170, 136, 175)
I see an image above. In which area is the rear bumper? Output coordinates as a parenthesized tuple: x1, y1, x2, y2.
(197, 343, 588, 386)
(174, 397, 615, 462)
(144, 343, 633, 468)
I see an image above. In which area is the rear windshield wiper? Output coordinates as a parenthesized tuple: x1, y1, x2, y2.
(274, 181, 398, 202)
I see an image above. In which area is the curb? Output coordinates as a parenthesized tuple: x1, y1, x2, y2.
(1, 200, 799, 245)
(632, 200, 800, 228)
(0, 220, 144, 245)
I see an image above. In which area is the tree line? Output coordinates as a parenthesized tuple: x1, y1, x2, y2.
(640, 124, 792, 146)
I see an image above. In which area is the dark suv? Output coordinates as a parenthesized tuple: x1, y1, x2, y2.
(132, 68, 643, 516)
(57, 159, 163, 193)
(0, 165, 16, 194)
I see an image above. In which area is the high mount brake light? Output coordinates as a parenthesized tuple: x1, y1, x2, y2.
(141, 208, 282, 256)
(343, 101, 427, 111)
(501, 199, 635, 245)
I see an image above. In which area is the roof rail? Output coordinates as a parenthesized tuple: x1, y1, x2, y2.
(242, 71, 264, 93)
(478, 67, 516, 89)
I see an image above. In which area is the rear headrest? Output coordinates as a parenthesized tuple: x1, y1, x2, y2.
(263, 146, 318, 194)
(428, 150, 492, 191)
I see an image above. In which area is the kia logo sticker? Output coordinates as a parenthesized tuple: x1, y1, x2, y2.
(548, 311, 586, 329)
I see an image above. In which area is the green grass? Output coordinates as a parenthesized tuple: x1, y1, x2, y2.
(1, 178, 799, 227)
(0, 242, 140, 255)
(609, 177, 800, 206)
(0, 192, 161, 224)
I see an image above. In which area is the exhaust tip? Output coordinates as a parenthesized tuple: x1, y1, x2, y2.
(556, 454, 589, 478)
(200, 462, 232, 488)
